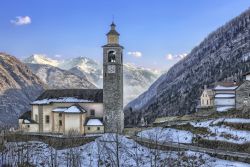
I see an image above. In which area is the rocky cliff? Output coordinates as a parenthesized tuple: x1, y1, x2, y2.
(0, 53, 44, 126)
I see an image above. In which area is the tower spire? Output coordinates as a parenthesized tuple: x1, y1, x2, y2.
(106, 21, 119, 44)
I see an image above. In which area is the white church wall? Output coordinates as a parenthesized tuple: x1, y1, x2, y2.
(64, 114, 81, 133)
(32, 105, 39, 122)
(42, 105, 53, 132)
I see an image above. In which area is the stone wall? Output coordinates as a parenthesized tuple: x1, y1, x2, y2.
(236, 81, 250, 110)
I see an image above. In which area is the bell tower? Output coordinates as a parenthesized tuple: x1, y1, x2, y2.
(103, 22, 124, 133)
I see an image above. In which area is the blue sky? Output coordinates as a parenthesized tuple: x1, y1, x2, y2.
(0, 0, 250, 70)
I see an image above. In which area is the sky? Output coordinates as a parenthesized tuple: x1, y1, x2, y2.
(0, 0, 250, 70)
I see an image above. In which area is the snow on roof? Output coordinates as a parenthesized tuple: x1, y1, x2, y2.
(52, 108, 67, 112)
(32, 97, 94, 105)
(64, 106, 81, 113)
(215, 94, 235, 98)
(52, 105, 86, 113)
(214, 85, 238, 90)
(24, 119, 30, 124)
(86, 119, 103, 126)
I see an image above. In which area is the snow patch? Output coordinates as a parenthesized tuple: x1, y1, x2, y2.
(138, 127, 193, 144)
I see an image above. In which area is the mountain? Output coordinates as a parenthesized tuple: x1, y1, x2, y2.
(60, 57, 103, 87)
(23, 54, 60, 67)
(123, 63, 161, 104)
(26, 63, 96, 89)
(124, 8, 250, 125)
(0, 53, 44, 126)
(23, 55, 161, 105)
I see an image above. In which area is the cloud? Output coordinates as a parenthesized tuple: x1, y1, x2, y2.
(165, 53, 187, 61)
(11, 16, 31, 25)
(166, 54, 173, 60)
(127, 51, 142, 58)
(54, 54, 62, 58)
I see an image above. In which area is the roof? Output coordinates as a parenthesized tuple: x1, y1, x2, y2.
(19, 111, 37, 124)
(214, 85, 238, 90)
(102, 43, 124, 49)
(19, 110, 31, 119)
(33, 89, 103, 105)
(214, 82, 239, 91)
(243, 72, 250, 76)
(203, 89, 214, 97)
(86, 118, 103, 126)
(215, 94, 235, 98)
(106, 29, 120, 36)
(52, 105, 87, 114)
(106, 22, 120, 36)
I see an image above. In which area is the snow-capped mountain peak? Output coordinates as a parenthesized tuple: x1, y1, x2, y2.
(23, 54, 60, 67)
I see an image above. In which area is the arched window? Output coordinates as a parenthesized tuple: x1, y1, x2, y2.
(108, 51, 116, 62)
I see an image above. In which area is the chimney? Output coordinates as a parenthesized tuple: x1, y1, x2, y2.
(204, 85, 207, 90)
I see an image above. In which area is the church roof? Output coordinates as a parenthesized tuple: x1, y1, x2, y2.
(52, 104, 87, 113)
(106, 29, 120, 36)
(106, 22, 120, 36)
(33, 89, 103, 104)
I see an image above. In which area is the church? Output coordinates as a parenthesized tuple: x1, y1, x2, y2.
(18, 22, 124, 135)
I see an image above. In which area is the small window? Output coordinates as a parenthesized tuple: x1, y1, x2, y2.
(90, 110, 95, 116)
(59, 113, 62, 117)
(27, 125, 30, 128)
(88, 127, 91, 130)
(59, 120, 62, 126)
(108, 51, 116, 63)
(97, 127, 100, 131)
(45, 115, 50, 124)
(35, 114, 38, 122)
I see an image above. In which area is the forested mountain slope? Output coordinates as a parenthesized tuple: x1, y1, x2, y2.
(124, 8, 250, 125)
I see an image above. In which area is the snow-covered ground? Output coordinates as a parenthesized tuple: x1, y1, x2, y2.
(139, 118, 250, 145)
(1, 134, 249, 167)
(137, 127, 193, 144)
(191, 119, 250, 144)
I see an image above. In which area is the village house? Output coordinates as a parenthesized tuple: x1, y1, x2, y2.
(236, 72, 250, 110)
(19, 22, 125, 134)
(214, 82, 239, 112)
(200, 85, 214, 108)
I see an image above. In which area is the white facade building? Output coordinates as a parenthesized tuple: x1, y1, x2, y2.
(214, 82, 238, 112)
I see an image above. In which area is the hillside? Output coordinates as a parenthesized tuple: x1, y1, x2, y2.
(124, 8, 250, 125)
(0, 53, 44, 126)
(26, 63, 96, 89)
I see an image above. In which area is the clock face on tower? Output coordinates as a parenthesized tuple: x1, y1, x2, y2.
(107, 65, 116, 73)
